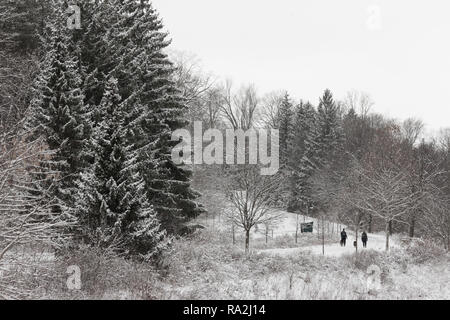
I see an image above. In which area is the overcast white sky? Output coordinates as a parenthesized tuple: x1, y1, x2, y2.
(152, 0, 450, 131)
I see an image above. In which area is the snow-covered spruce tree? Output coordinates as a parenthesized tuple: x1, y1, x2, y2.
(290, 102, 318, 169)
(77, 0, 119, 111)
(277, 93, 294, 168)
(100, 0, 204, 234)
(289, 101, 318, 211)
(76, 77, 166, 259)
(303, 90, 344, 218)
(28, 11, 91, 211)
(314, 89, 344, 168)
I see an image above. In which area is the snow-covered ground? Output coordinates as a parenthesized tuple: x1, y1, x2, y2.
(200, 207, 399, 257)
(200, 206, 343, 238)
(255, 210, 399, 257)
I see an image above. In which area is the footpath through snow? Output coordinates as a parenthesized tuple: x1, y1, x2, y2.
(256, 210, 400, 257)
(260, 232, 398, 257)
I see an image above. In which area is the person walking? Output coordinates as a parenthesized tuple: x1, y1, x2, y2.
(340, 229, 347, 247)
(362, 231, 368, 248)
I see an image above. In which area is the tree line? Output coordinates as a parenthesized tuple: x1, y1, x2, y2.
(175, 54, 450, 250)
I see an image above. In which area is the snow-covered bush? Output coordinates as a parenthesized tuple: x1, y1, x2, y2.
(0, 245, 55, 300)
(344, 250, 385, 271)
(49, 244, 160, 299)
(405, 238, 446, 264)
(159, 229, 236, 282)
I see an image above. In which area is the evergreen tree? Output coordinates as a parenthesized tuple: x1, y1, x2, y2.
(277, 93, 294, 168)
(290, 102, 318, 168)
(77, 0, 118, 110)
(76, 77, 166, 259)
(289, 101, 318, 210)
(315, 89, 344, 168)
(296, 89, 344, 216)
(28, 0, 203, 240)
(100, 0, 204, 233)
(28, 10, 91, 210)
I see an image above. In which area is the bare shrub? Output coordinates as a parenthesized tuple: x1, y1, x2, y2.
(405, 238, 446, 264)
(48, 245, 160, 299)
(0, 246, 55, 299)
(0, 121, 72, 299)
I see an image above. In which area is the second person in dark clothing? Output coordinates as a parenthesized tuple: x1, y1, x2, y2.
(340, 229, 347, 247)
(362, 231, 368, 248)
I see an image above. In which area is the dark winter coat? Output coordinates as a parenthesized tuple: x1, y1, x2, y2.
(362, 232, 368, 242)
(341, 231, 347, 240)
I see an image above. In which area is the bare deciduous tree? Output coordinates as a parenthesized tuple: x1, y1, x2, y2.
(226, 167, 281, 253)
(310, 166, 342, 253)
(219, 80, 260, 130)
(0, 53, 38, 134)
(259, 91, 284, 129)
(401, 118, 424, 147)
(0, 121, 71, 299)
(423, 191, 450, 250)
(169, 50, 213, 105)
(203, 86, 224, 129)
(348, 163, 416, 251)
(169, 50, 223, 129)
(343, 90, 374, 118)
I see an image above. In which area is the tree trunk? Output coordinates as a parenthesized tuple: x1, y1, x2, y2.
(265, 226, 269, 244)
(355, 227, 358, 253)
(245, 229, 250, 254)
(385, 222, 390, 251)
(317, 218, 321, 240)
(409, 217, 415, 238)
(322, 216, 325, 255)
(368, 215, 373, 233)
(232, 224, 235, 245)
(389, 220, 393, 235)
